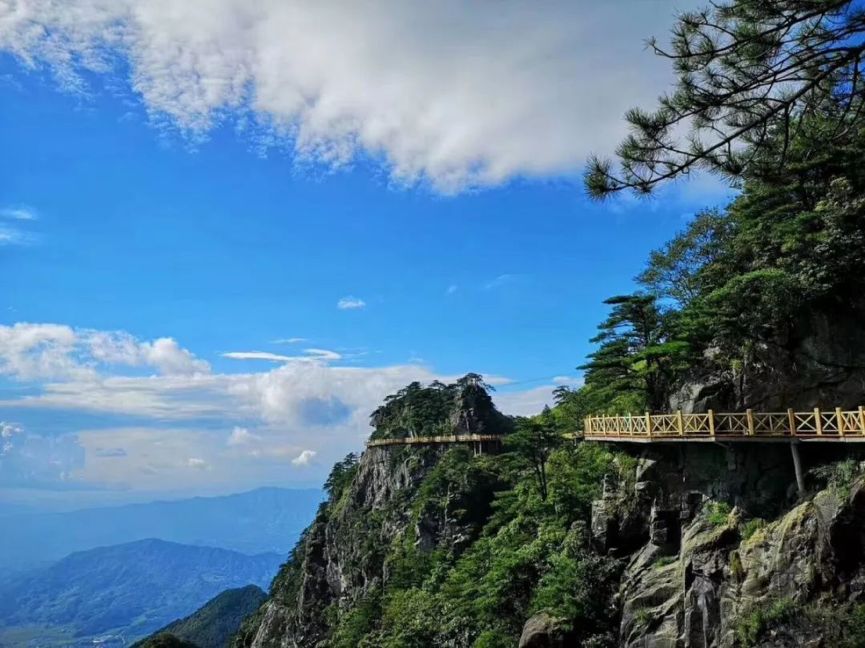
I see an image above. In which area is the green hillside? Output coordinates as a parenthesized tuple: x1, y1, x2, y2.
(136, 586, 266, 648)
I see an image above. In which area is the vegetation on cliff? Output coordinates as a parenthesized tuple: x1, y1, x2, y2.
(369, 373, 511, 440)
(232, 377, 633, 648)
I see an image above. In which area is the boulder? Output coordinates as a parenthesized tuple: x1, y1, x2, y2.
(518, 613, 567, 648)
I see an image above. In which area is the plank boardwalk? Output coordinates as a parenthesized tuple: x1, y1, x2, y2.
(584, 408, 865, 443)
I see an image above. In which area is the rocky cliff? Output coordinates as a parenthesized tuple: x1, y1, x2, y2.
(594, 444, 865, 648)
(235, 441, 506, 648)
(233, 378, 865, 647)
(670, 301, 865, 413)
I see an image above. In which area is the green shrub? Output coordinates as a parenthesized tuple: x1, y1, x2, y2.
(812, 459, 862, 498)
(330, 594, 382, 648)
(736, 598, 797, 647)
(706, 502, 732, 526)
(740, 518, 765, 541)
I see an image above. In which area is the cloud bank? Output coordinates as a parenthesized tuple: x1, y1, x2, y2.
(0, 322, 565, 495)
(0, 0, 686, 192)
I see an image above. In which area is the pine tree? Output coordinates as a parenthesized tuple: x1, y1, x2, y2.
(586, 0, 865, 197)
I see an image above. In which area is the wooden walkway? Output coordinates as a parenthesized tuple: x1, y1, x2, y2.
(366, 434, 503, 448)
(584, 408, 865, 443)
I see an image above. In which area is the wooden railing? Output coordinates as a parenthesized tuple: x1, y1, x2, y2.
(584, 407, 865, 442)
(367, 434, 503, 448)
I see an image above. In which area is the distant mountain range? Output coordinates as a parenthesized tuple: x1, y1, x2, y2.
(134, 585, 267, 648)
(0, 539, 282, 647)
(0, 487, 322, 569)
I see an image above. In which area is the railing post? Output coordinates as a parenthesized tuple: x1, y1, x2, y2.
(708, 409, 715, 440)
(860, 406, 865, 436)
(584, 417, 590, 437)
(787, 408, 796, 437)
(837, 407, 845, 437)
(815, 407, 823, 436)
(677, 410, 685, 436)
(746, 409, 755, 436)
(645, 412, 652, 439)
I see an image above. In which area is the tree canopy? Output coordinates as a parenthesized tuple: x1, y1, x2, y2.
(586, 0, 865, 197)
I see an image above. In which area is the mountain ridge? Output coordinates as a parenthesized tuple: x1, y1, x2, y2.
(0, 539, 284, 647)
(0, 487, 322, 569)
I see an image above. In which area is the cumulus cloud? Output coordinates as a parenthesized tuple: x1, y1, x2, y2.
(226, 426, 260, 446)
(0, 0, 687, 192)
(1, 420, 22, 455)
(337, 296, 366, 310)
(0, 322, 560, 491)
(291, 449, 316, 466)
(0, 323, 209, 380)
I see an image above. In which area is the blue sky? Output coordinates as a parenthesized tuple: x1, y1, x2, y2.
(0, 0, 732, 508)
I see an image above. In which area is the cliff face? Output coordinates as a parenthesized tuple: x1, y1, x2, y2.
(234, 378, 865, 647)
(238, 444, 501, 648)
(594, 444, 865, 648)
(671, 301, 865, 413)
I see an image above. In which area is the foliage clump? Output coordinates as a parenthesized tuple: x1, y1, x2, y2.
(369, 374, 511, 441)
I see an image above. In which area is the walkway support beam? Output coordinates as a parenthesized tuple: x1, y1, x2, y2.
(791, 441, 805, 497)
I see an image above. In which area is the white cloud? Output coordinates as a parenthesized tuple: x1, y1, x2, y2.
(144, 337, 210, 375)
(0, 422, 85, 487)
(291, 449, 316, 466)
(0, 0, 688, 192)
(0, 322, 578, 493)
(223, 347, 342, 363)
(337, 296, 366, 310)
(552, 375, 584, 387)
(0, 225, 33, 246)
(272, 337, 307, 344)
(187, 457, 208, 469)
(303, 348, 342, 362)
(0, 324, 209, 381)
(1, 421, 22, 455)
(493, 385, 558, 417)
(0, 206, 38, 245)
(223, 351, 298, 362)
(483, 274, 526, 291)
(0, 206, 37, 220)
(226, 426, 260, 446)
(0, 323, 90, 381)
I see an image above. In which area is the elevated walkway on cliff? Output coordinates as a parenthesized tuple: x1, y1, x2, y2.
(366, 433, 503, 448)
(583, 408, 865, 443)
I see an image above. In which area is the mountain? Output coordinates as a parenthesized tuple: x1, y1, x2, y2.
(135, 586, 267, 648)
(232, 377, 865, 647)
(0, 487, 322, 569)
(0, 539, 283, 647)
